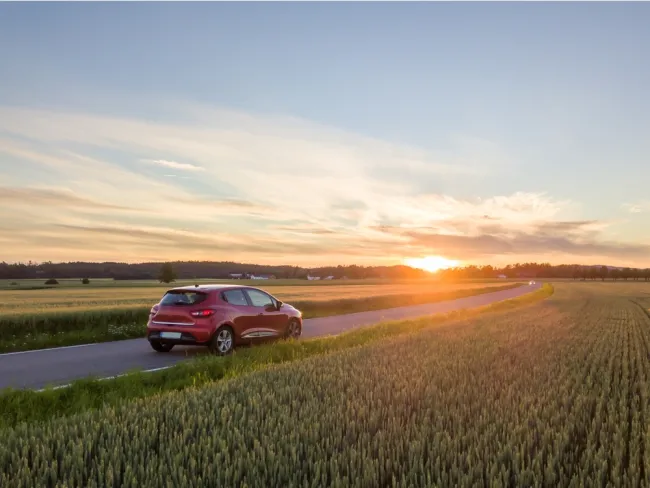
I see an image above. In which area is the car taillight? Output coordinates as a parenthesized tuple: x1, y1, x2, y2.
(190, 309, 215, 317)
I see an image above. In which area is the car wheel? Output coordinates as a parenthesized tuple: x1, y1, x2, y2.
(210, 326, 234, 355)
(286, 319, 301, 340)
(150, 340, 174, 353)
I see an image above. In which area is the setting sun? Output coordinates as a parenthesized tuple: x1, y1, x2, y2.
(404, 255, 460, 273)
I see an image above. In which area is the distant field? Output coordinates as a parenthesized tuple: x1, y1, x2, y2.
(0, 277, 383, 289)
(0, 277, 458, 290)
(0, 276, 526, 290)
(0, 280, 517, 315)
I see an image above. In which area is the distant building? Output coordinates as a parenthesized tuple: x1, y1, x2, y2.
(324, 276, 334, 280)
(307, 275, 321, 280)
(497, 274, 507, 279)
(229, 273, 244, 279)
(250, 274, 276, 280)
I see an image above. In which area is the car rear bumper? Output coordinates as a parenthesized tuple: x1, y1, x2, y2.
(147, 326, 212, 345)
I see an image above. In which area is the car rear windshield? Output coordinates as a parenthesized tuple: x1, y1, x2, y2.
(160, 290, 208, 306)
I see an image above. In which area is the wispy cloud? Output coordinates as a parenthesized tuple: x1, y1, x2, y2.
(0, 102, 647, 266)
(141, 158, 204, 171)
(168, 196, 280, 218)
(272, 225, 338, 235)
(0, 186, 132, 211)
(622, 201, 650, 214)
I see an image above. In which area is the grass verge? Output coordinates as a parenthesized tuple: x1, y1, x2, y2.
(0, 283, 553, 430)
(0, 283, 521, 353)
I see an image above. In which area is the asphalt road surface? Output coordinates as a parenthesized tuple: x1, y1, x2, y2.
(0, 282, 540, 390)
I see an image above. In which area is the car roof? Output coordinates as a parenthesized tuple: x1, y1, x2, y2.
(167, 284, 259, 293)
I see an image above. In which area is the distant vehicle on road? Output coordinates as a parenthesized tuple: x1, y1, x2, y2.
(146, 284, 302, 355)
(529, 280, 536, 285)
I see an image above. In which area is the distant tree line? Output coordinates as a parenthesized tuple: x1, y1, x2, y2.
(1, 260, 648, 281)
(435, 262, 650, 281)
(0, 261, 430, 281)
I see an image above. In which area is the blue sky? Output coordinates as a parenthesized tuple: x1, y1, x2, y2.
(1, 2, 649, 267)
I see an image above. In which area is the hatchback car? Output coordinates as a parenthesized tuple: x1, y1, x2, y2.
(146, 284, 303, 355)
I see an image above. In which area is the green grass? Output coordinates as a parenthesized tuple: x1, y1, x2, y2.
(0, 283, 522, 353)
(0, 284, 553, 431)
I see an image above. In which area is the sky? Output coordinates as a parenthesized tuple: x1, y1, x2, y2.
(1, 2, 649, 269)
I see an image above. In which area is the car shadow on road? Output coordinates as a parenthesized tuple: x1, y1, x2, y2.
(161, 341, 264, 358)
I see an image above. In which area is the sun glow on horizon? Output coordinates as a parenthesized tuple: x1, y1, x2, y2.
(404, 255, 460, 273)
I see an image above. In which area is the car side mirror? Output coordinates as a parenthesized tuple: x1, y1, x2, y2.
(276, 301, 283, 310)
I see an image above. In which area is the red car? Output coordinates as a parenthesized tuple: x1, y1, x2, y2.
(146, 284, 303, 355)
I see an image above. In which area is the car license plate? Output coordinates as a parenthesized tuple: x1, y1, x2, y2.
(161, 331, 182, 340)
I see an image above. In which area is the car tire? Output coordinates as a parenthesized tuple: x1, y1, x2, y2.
(150, 340, 174, 353)
(285, 318, 302, 340)
(209, 326, 234, 355)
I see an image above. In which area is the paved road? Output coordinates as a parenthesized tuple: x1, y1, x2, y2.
(0, 283, 540, 390)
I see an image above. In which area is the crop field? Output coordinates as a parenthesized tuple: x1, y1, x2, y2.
(0, 277, 419, 289)
(0, 277, 390, 292)
(0, 276, 527, 290)
(1, 282, 648, 486)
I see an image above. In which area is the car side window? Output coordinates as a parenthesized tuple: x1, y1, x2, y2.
(245, 289, 275, 308)
(222, 289, 248, 306)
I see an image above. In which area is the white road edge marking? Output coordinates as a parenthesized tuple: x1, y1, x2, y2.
(0, 341, 110, 357)
(34, 365, 173, 393)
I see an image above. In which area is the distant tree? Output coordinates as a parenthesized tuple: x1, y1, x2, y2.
(622, 267, 631, 281)
(644, 269, 650, 281)
(600, 266, 608, 281)
(44, 278, 59, 285)
(610, 269, 620, 281)
(572, 266, 580, 280)
(81, 278, 90, 285)
(158, 263, 177, 283)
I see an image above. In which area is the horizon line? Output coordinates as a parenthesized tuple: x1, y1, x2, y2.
(2, 259, 647, 270)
